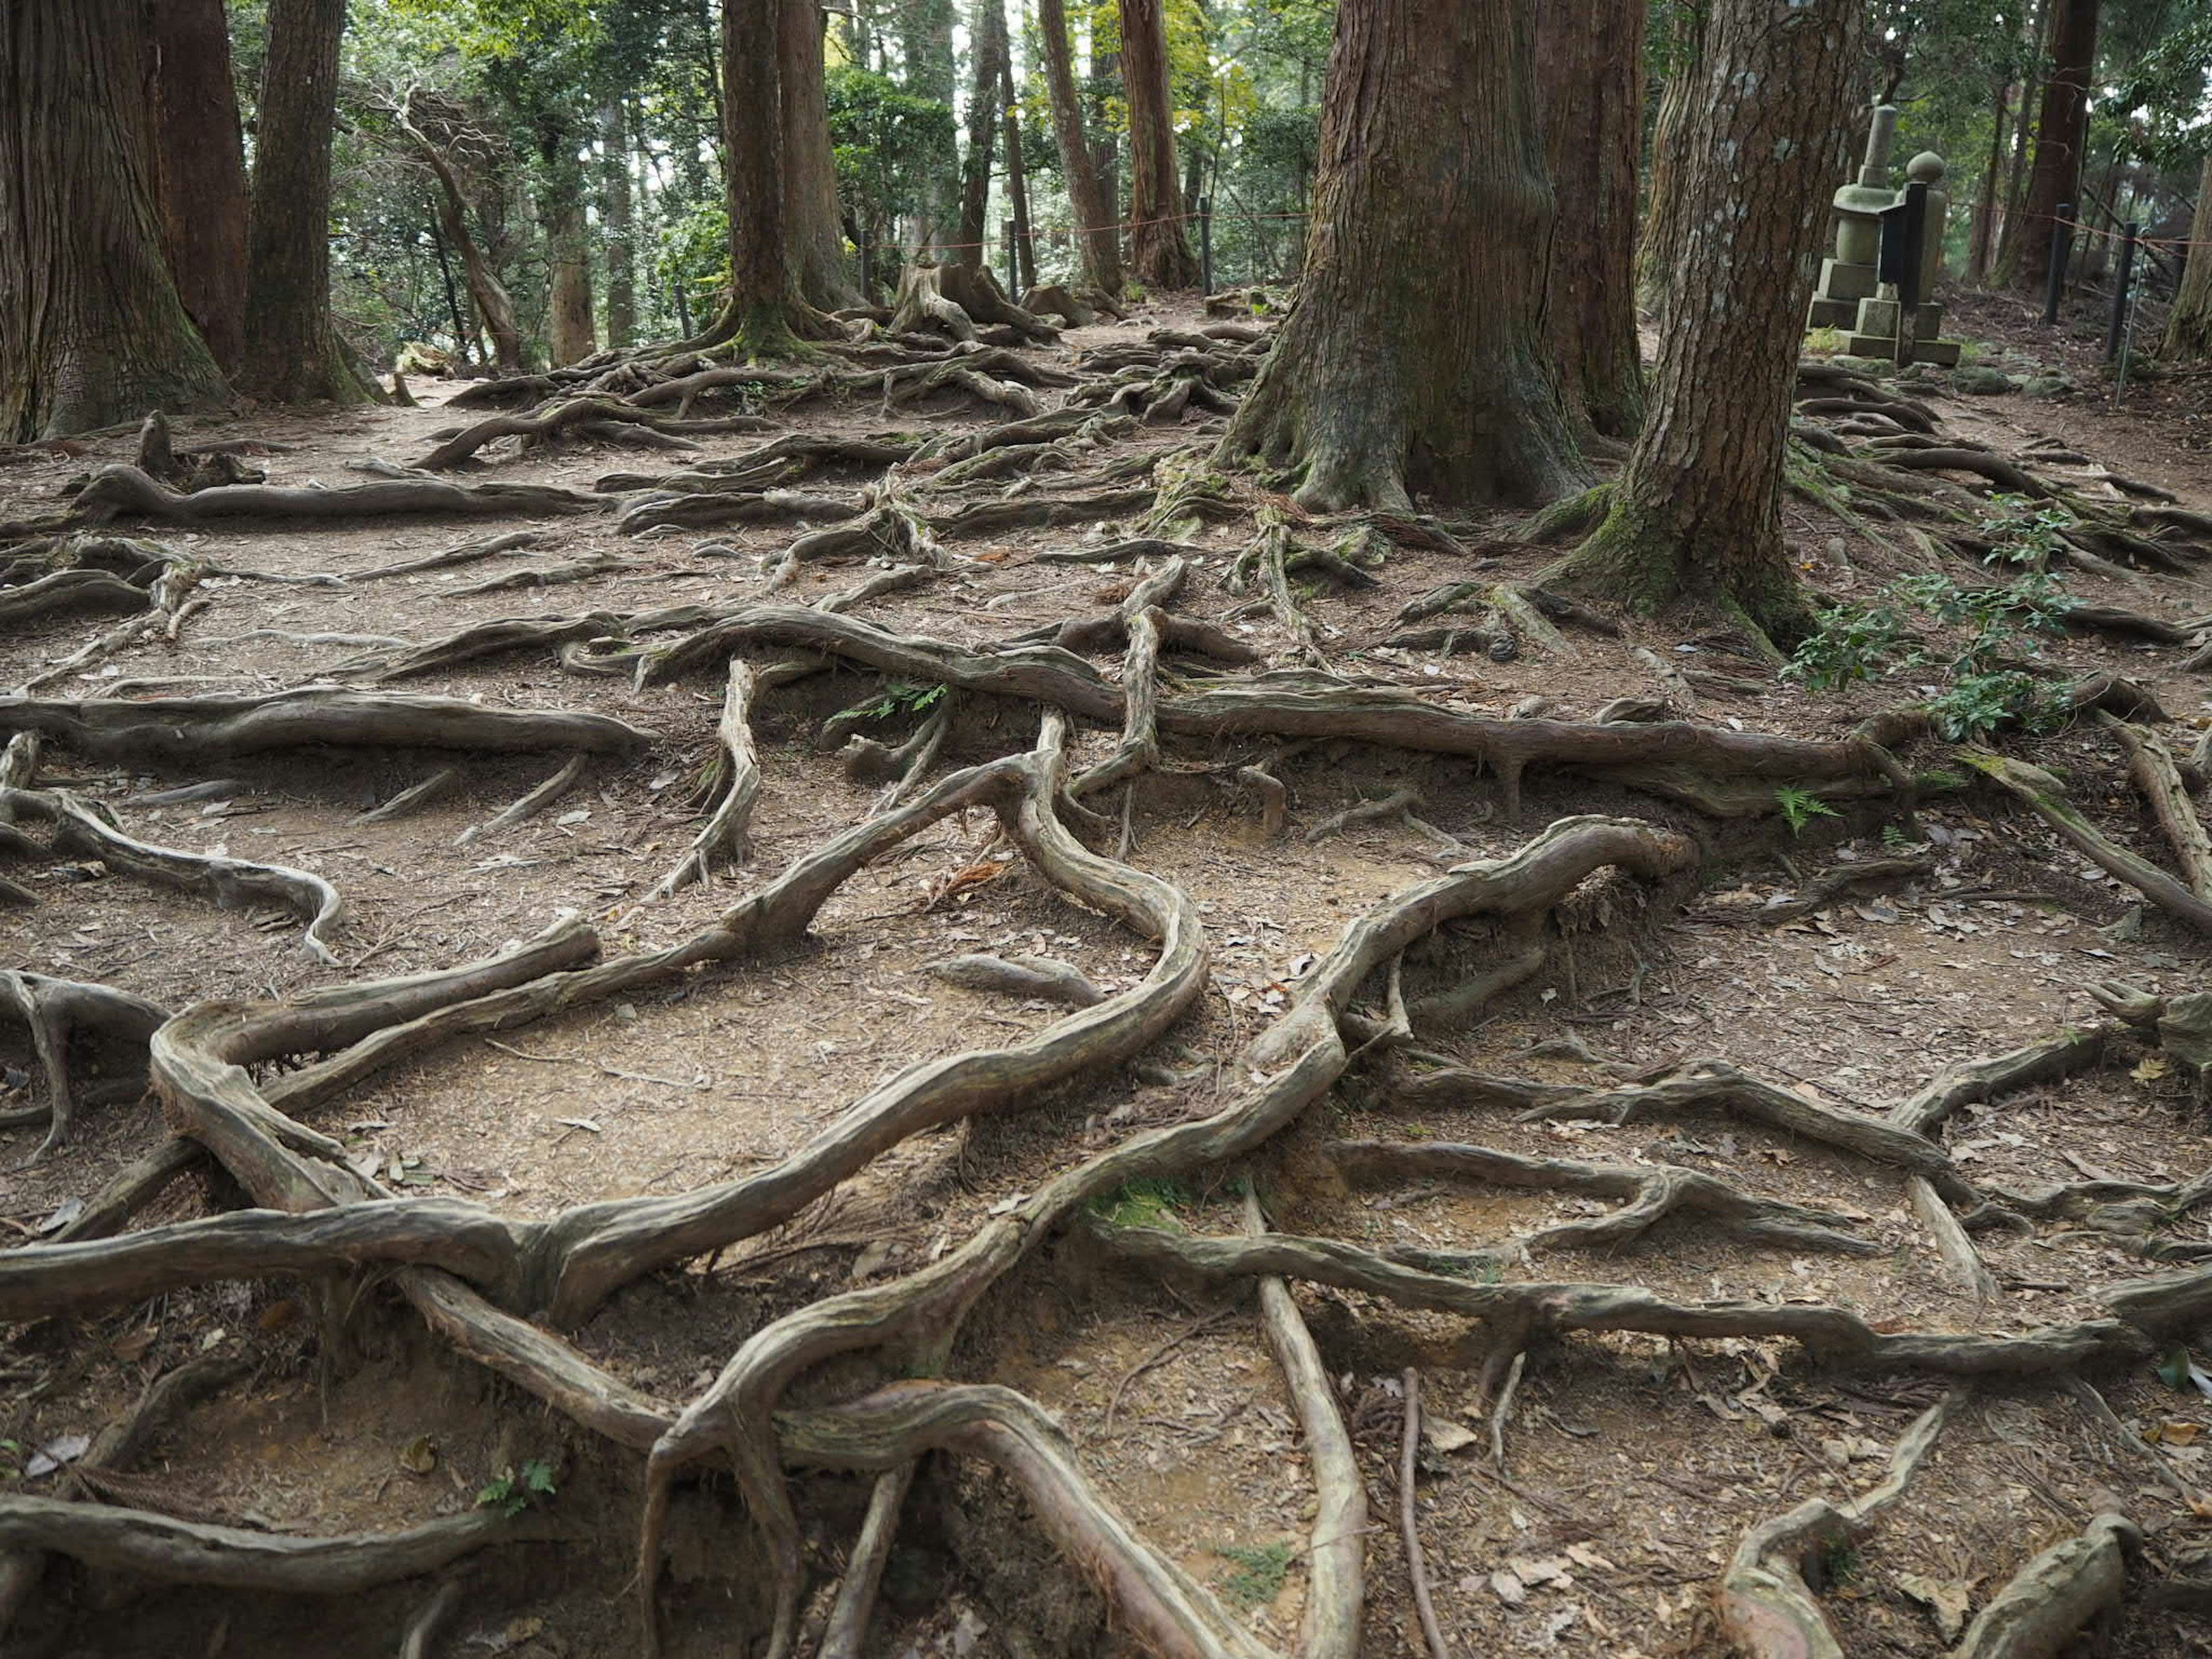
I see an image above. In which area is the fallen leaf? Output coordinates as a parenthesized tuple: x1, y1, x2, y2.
(2134, 1056, 2171, 1084)
(1424, 1418, 1479, 1455)
(399, 1434, 437, 1475)
(2152, 1421, 2203, 1446)
(1896, 1571, 1974, 1641)
(25, 1434, 89, 1479)
(1490, 1569, 1528, 1605)
(36, 1198, 83, 1236)
(110, 1327, 157, 1363)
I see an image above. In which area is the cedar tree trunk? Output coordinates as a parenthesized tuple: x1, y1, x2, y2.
(782, 0, 859, 308)
(1037, 0, 1122, 295)
(0, 0, 231, 440)
(1216, 0, 1585, 512)
(2016, 0, 2099, 289)
(1002, 21, 1036, 293)
(1550, 0, 1864, 635)
(600, 97, 638, 348)
(543, 168, 597, 366)
(1119, 0, 1198, 289)
(712, 0, 827, 350)
(1965, 70, 2010, 285)
(958, 0, 1008, 261)
(2163, 150, 2212, 359)
(1637, 0, 1706, 308)
(1537, 0, 1645, 438)
(143, 0, 249, 374)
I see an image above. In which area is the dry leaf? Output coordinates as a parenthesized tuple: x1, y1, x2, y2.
(399, 1434, 437, 1475)
(2133, 1055, 2171, 1084)
(1490, 1569, 1528, 1605)
(1424, 1418, 1479, 1455)
(1896, 1571, 1974, 1641)
(110, 1327, 157, 1363)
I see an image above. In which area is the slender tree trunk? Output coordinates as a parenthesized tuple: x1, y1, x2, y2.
(429, 217, 477, 369)
(1217, 0, 1586, 512)
(1637, 0, 1707, 307)
(1089, 32, 1121, 259)
(958, 0, 1007, 261)
(782, 0, 859, 307)
(2016, 0, 2099, 289)
(0, 0, 232, 440)
(239, 0, 372, 402)
(1966, 71, 2011, 285)
(600, 97, 637, 348)
(2162, 150, 2212, 359)
(402, 99, 525, 373)
(846, 0, 873, 70)
(1537, 0, 1645, 438)
(1002, 13, 1036, 293)
(1119, 0, 1198, 288)
(143, 0, 249, 375)
(1036, 0, 1122, 294)
(1551, 0, 1864, 635)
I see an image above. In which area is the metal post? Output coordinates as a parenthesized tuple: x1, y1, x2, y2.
(1893, 180, 1927, 368)
(2043, 203, 2074, 324)
(1199, 196, 1213, 296)
(2105, 222, 2140, 363)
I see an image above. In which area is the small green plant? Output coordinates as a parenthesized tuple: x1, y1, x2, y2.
(1775, 786, 1839, 836)
(476, 1458, 557, 1517)
(1980, 493, 2074, 569)
(1802, 325, 1846, 357)
(1821, 1539, 1863, 1585)
(1089, 1176, 1191, 1231)
(1215, 1540, 1296, 1608)
(1924, 668, 2071, 742)
(854, 681, 947, 722)
(1783, 599, 1910, 690)
(1880, 823, 1916, 851)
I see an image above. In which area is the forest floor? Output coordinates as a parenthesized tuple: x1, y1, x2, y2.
(7, 289, 2212, 1659)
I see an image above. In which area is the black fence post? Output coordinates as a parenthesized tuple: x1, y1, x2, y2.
(2043, 203, 2075, 324)
(1199, 196, 1213, 296)
(2106, 222, 2140, 362)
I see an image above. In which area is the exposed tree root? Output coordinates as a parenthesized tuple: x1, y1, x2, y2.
(1950, 1513, 2139, 1658)
(0, 568, 149, 630)
(645, 660, 760, 898)
(415, 396, 771, 471)
(0, 968, 168, 1160)
(925, 953, 1104, 1006)
(68, 464, 602, 525)
(618, 486, 861, 537)
(1398, 1369, 1450, 1659)
(453, 755, 588, 846)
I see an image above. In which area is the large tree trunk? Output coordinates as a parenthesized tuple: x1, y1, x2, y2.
(2016, 0, 2099, 290)
(0, 0, 232, 440)
(957, 0, 1007, 262)
(599, 97, 638, 349)
(1991, 0, 2046, 284)
(2162, 150, 2212, 359)
(543, 183, 597, 366)
(1001, 15, 1036, 294)
(1637, 0, 1706, 308)
(1550, 0, 1863, 635)
(1036, 0, 1123, 295)
(1119, 0, 1199, 289)
(1216, 0, 1585, 512)
(239, 0, 372, 403)
(402, 99, 525, 373)
(781, 0, 860, 308)
(1536, 0, 1645, 438)
(143, 0, 249, 375)
(902, 0, 959, 248)
(712, 0, 827, 350)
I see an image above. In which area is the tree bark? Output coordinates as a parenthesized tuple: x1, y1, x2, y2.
(2162, 150, 2212, 359)
(1550, 0, 1864, 635)
(712, 0, 827, 349)
(143, 0, 250, 375)
(544, 190, 597, 366)
(902, 0, 959, 247)
(1036, 0, 1123, 294)
(0, 0, 232, 440)
(958, 0, 1007, 262)
(599, 98, 638, 348)
(1965, 70, 2011, 285)
(1217, 0, 1585, 512)
(1992, 0, 2046, 284)
(782, 0, 860, 308)
(1119, 0, 1198, 289)
(1536, 0, 1645, 438)
(401, 98, 525, 373)
(1001, 13, 1036, 294)
(1637, 0, 1706, 308)
(2016, 0, 2099, 290)
(239, 0, 373, 403)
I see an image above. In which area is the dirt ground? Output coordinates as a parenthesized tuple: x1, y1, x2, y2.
(7, 290, 2212, 1659)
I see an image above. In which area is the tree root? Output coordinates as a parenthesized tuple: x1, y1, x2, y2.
(1951, 1513, 2139, 1658)
(618, 486, 861, 537)
(414, 395, 768, 471)
(344, 531, 551, 581)
(0, 568, 150, 631)
(2100, 714, 2212, 902)
(817, 1464, 916, 1659)
(923, 953, 1104, 1006)
(353, 767, 462, 825)
(645, 660, 760, 898)
(453, 755, 589, 846)
(70, 464, 601, 525)
(1398, 1369, 1450, 1659)
(0, 968, 168, 1161)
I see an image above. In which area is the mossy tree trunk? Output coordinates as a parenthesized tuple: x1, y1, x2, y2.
(781, 0, 861, 309)
(710, 0, 830, 352)
(1547, 0, 1863, 637)
(238, 0, 374, 404)
(0, 0, 232, 441)
(1037, 0, 1123, 296)
(1637, 0, 1706, 309)
(143, 0, 250, 376)
(1119, 0, 1199, 289)
(2162, 150, 2212, 359)
(2015, 0, 2099, 290)
(1216, 0, 1585, 513)
(1537, 0, 1645, 438)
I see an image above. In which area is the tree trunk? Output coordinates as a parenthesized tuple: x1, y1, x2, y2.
(2162, 150, 2212, 359)
(1001, 15, 1036, 294)
(239, 0, 372, 402)
(782, 0, 860, 308)
(402, 99, 525, 373)
(958, 0, 1007, 262)
(1036, 0, 1123, 294)
(544, 180, 597, 366)
(1637, 0, 1706, 308)
(1217, 0, 1585, 512)
(1550, 0, 1863, 635)
(1536, 0, 1645, 438)
(142, 0, 249, 375)
(2016, 0, 2099, 289)
(599, 98, 638, 349)
(713, 0, 826, 349)
(0, 0, 232, 440)
(1965, 70, 2010, 285)
(1991, 0, 2046, 284)
(1119, 0, 1198, 289)
(429, 217, 477, 369)
(902, 0, 959, 248)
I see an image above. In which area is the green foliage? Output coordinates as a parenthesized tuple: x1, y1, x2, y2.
(1215, 1540, 1296, 1608)
(854, 681, 948, 722)
(1783, 599, 1911, 691)
(1821, 1539, 1862, 1585)
(476, 1457, 557, 1517)
(1880, 823, 1918, 850)
(825, 67, 956, 254)
(1089, 1177, 1191, 1231)
(1775, 786, 1840, 836)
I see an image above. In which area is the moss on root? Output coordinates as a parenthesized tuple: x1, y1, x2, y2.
(1540, 496, 1815, 652)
